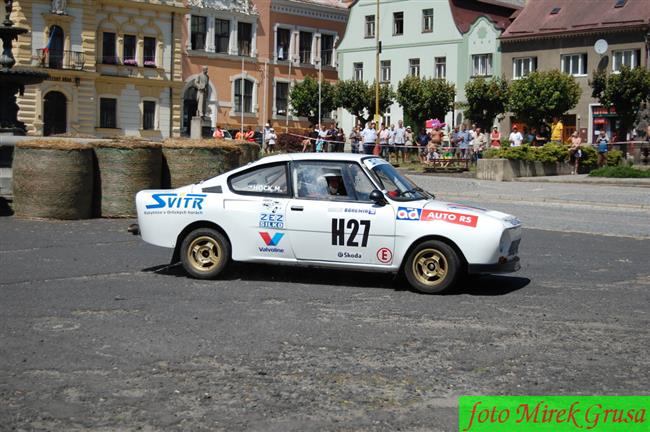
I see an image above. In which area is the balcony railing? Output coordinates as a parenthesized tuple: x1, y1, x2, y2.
(36, 49, 84, 70)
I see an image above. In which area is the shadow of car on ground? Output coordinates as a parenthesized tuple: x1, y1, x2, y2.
(142, 262, 530, 296)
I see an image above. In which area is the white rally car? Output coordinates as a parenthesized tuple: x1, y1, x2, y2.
(134, 153, 521, 294)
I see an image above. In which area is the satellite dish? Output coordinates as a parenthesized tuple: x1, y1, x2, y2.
(594, 39, 608, 55)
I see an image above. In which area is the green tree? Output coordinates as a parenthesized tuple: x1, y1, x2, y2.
(289, 75, 336, 127)
(396, 75, 455, 130)
(590, 66, 650, 140)
(462, 76, 509, 131)
(334, 80, 395, 126)
(508, 70, 581, 130)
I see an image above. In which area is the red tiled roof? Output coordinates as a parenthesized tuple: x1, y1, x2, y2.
(450, 0, 521, 34)
(286, 0, 353, 10)
(501, 0, 650, 39)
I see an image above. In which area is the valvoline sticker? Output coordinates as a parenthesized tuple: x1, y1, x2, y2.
(420, 209, 478, 228)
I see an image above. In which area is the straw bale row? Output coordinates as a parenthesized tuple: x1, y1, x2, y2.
(12, 138, 259, 219)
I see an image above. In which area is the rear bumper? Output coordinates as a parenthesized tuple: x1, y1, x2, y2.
(468, 256, 520, 274)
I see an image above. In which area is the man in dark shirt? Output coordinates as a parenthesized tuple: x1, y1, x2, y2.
(417, 129, 430, 163)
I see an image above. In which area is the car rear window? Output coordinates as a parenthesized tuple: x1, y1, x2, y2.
(229, 164, 288, 196)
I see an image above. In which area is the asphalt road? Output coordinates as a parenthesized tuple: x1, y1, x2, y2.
(1, 184, 649, 431)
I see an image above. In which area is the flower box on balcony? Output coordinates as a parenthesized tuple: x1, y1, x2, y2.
(143, 60, 157, 68)
(123, 58, 138, 67)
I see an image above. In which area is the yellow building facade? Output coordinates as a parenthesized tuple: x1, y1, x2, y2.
(12, 0, 186, 138)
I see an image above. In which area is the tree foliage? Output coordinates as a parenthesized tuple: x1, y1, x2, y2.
(462, 77, 509, 131)
(334, 80, 395, 126)
(289, 75, 336, 126)
(396, 75, 455, 130)
(590, 66, 650, 139)
(508, 70, 581, 130)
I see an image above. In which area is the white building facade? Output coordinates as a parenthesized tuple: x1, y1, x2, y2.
(336, 0, 517, 131)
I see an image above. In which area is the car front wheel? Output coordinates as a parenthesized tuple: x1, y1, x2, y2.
(180, 228, 230, 279)
(404, 240, 460, 294)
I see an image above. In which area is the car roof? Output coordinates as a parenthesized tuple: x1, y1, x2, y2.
(256, 153, 373, 164)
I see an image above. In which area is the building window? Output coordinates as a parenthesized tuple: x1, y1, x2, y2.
(380, 60, 391, 83)
(143, 101, 156, 130)
(276, 82, 289, 116)
(365, 15, 375, 38)
(234, 78, 254, 113)
(612, 49, 640, 72)
(472, 53, 492, 76)
(409, 58, 420, 77)
(560, 53, 586, 76)
(215, 19, 230, 54)
(102, 32, 116, 64)
(191, 15, 207, 50)
(422, 9, 433, 33)
(100, 98, 117, 128)
(321, 34, 334, 66)
(513, 57, 537, 79)
(434, 56, 446, 78)
(143, 37, 156, 67)
(238, 22, 252, 56)
(123, 34, 136, 65)
(276, 28, 290, 61)
(393, 12, 404, 36)
(299, 31, 312, 64)
(353, 62, 363, 81)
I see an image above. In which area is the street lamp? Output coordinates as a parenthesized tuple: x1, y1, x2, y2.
(316, 56, 322, 128)
(240, 56, 245, 135)
(286, 55, 294, 133)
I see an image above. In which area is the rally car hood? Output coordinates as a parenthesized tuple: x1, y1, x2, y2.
(421, 199, 521, 228)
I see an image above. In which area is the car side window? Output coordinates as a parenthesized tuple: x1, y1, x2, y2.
(293, 162, 374, 202)
(229, 163, 289, 196)
(347, 163, 375, 202)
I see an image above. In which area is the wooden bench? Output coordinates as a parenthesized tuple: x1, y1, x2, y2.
(423, 158, 470, 172)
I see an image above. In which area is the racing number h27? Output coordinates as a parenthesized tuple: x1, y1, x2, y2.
(331, 219, 371, 247)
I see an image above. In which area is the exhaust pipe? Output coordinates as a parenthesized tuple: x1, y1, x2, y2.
(127, 223, 140, 236)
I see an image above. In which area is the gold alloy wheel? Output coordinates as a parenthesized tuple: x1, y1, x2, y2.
(411, 248, 448, 287)
(186, 235, 222, 273)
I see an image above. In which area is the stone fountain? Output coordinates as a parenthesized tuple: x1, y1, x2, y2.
(0, 0, 48, 135)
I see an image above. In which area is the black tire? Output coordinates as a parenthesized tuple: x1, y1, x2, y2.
(404, 240, 460, 294)
(180, 228, 230, 279)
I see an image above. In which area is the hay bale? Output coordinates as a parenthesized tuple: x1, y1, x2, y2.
(232, 140, 261, 165)
(94, 139, 162, 217)
(13, 140, 93, 219)
(162, 139, 242, 187)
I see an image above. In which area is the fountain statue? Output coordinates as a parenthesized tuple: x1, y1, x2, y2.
(0, 0, 48, 135)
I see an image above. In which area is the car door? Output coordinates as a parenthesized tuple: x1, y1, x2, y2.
(285, 160, 396, 266)
(223, 162, 294, 261)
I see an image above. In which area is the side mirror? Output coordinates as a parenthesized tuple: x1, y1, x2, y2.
(369, 189, 386, 206)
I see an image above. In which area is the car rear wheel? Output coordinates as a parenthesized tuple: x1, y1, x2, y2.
(180, 228, 230, 279)
(404, 240, 459, 294)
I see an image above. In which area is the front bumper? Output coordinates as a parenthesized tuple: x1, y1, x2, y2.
(467, 256, 520, 274)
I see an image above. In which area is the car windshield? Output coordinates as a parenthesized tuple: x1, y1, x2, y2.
(363, 158, 433, 201)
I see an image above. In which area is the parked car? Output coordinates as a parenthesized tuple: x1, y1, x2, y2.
(133, 153, 522, 294)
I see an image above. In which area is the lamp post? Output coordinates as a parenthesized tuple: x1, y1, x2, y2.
(240, 56, 244, 135)
(316, 56, 322, 129)
(286, 55, 293, 133)
(374, 0, 380, 153)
